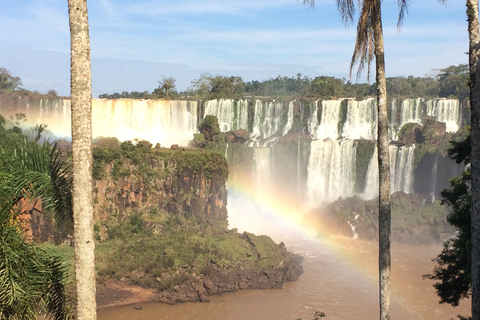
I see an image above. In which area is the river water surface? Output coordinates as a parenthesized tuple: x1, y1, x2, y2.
(98, 197, 471, 320)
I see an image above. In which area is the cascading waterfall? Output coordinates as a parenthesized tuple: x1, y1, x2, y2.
(307, 139, 356, 205)
(92, 99, 198, 147)
(253, 147, 273, 196)
(398, 98, 424, 131)
(342, 98, 377, 140)
(361, 146, 379, 200)
(27, 99, 72, 138)
(390, 144, 416, 194)
(429, 99, 461, 133)
(2, 96, 464, 211)
(310, 100, 342, 140)
(204, 99, 249, 132)
(250, 100, 294, 146)
(428, 155, 438, 202)
(360, 143, 416, 198)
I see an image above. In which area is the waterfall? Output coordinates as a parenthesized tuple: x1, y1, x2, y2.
(342, 98, 377, 140)
(310, 100, 342, 140)
(399, 98, 424, 129)
(360, 144, 416, 197)
(348, 214, 360, 239)
(390, 144, 416, 194)
(429, 99, 461, 133)
(253, 147, 273, 196)
(428, 155, 438, 202)
(283, 101, 295, 136)
(92, 99, 198, 147)
(361, 146, 379, 200)
(307, 139, 356, 206)
(25, 99, 72, 139)
(390, 99, 398, 127)
(204, 99, 249, 132)
(250, 100, 293, 146)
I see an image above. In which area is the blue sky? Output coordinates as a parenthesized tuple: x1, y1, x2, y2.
(0, 0, 468, 97)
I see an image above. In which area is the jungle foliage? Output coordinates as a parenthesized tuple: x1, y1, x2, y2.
(0, 115, 72, 320)
(97, 64, 469, 101)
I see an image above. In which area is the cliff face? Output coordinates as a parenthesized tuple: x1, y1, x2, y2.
(92, 146, 229, 238)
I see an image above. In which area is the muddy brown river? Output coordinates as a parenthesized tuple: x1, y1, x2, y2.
(98, 197, 471, 320)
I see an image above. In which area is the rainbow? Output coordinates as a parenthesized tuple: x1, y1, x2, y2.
(226, 175, 471, 319)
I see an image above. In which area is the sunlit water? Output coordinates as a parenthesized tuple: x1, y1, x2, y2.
(98, 196, 471, 320)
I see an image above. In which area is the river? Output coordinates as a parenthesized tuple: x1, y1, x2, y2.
(98, 196, 471, 320)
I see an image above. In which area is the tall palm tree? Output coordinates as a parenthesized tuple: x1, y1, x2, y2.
(68, 0, 96, 319)
(466, 0, 480, 318)
(302, 1, 409, 318)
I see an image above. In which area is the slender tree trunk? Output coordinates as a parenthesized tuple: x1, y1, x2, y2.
(468, 0, 480, 318)
(68, 0, 96, 319)
(373, 1, 391, 319)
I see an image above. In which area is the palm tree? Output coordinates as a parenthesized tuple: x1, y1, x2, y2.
(0, 137, 72, 320)
(465, 0, 480, 318)
(68, 0, 96, 319)
(302, 1, 409, 318)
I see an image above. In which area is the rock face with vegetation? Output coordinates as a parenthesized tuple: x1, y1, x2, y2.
(304, 193, 455, 245)
(89, 137, 303, 302)
(91, 138, 229, 236)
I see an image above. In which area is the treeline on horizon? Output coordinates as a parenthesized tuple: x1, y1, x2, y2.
(98, 64, 469, 102)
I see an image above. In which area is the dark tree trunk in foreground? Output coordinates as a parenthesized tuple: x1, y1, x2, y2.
(468, 0, 480, 318)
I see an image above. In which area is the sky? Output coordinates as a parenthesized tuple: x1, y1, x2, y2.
(0, 0, 469, 98)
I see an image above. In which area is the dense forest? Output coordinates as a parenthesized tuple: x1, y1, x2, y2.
(97, 64, 469, 101)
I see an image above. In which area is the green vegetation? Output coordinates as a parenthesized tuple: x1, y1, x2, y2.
(97, 64, 470, 101)
(0, 68, 22, 91)
(0, 115, 72, 319)
(92, 136, 228, 183)
(93, 212, 286, 290)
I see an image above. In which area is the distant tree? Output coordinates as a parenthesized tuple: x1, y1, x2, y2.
(47, 89, 58, 97)
(0, 68, 22, 91)
(190, 73, 212, 98)
(437, 64, 470, 100)
(154, 76, 177, 99)
(9, 113, 27, 127)
(30, 124, 48, 142)
(308, 76, 346, 98)
(209, 75, 244, 98)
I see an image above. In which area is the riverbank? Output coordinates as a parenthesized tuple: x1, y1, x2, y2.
(96, 280, 156, 310)
(96, 250, 304, 310)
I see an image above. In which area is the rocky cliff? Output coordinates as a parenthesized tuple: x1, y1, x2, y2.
(91, 140, 229, 239)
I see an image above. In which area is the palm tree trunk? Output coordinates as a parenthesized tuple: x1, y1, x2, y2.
(373, 1, 391, 319)
(68, 0, 96, 319)
(468, 0, 480, 318)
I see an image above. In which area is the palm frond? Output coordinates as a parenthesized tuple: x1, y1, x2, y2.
(0, 139, 73, 226)
(336, 0, 356, 25)
(350, 0, 375, 81)
(397, 0, 410, 30)
(0, 209, 70, 320)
